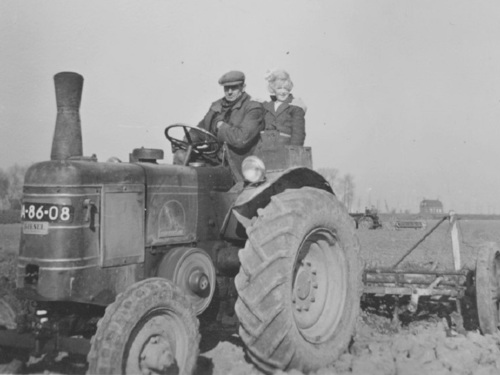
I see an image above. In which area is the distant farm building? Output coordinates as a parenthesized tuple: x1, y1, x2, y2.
(420, 199, 443, 214)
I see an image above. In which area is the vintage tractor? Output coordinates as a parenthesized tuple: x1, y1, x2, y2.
(350, 207, 382, 230)
(0, 72, 362, 374)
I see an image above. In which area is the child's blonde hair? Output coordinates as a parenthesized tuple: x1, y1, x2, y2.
(265, 69, 294, 94)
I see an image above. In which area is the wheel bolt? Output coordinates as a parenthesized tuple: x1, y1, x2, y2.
(312, 282, 318, 289)
(296, 306, 302, 311)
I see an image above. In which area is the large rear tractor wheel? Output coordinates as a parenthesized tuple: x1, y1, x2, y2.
(235, 187, 362, 373)
(476, 242, 500, 334)
(87, 278, 200, 375)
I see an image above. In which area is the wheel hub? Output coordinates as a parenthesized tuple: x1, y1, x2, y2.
(293, 261, 318, 312)
(188, 270, 210, 296)
(157, 247, 216, 314)
(139, 335, 175, 375)
(296, 270, 311, 300)
(292, 231, 347, 344)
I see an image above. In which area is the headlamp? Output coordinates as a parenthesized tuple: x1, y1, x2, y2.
(242, 156, 266, 183)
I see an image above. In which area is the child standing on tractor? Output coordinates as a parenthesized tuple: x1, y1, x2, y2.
(262, 69, 307, 146)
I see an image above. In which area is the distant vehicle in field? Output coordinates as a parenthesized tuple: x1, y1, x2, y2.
(350, 207, 382, 230)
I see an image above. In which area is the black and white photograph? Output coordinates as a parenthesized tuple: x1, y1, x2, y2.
(1, 1, 500, 374)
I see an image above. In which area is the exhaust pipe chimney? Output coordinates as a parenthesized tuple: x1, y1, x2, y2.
(50, 72, 84, 160)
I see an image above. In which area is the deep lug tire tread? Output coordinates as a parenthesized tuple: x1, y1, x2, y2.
(87, 278, 200, 375)
(235, 187, 362, 373)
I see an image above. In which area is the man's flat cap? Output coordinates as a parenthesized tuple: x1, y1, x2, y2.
(218, 71, 245, 86)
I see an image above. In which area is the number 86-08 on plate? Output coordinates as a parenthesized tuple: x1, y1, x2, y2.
(21, 202, 75, 235)
(22, 202, 74, 222)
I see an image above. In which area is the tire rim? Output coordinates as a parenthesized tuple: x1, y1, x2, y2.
(292, 228, 347, 344)
(124, 308, 189, 375)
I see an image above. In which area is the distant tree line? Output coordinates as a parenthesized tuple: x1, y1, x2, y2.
(0, 164, 30, 210)
(316, 168, 355, 212)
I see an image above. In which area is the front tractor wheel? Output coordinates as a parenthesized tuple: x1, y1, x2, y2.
(87, 278, 200, 375)
(235, 187, 362, 373)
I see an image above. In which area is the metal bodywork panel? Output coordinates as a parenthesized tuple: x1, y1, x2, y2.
(230, 143, 332, 228)
(101, 184, 144, 267)
(142, 164, 233, 246)
(231, 167, 334, 229)
(192, 166, 234, 240)
(19, 160, 146, 304)
(253, 144, 313, 172)
(18, 159, 235, 305)
(214, 182, 246, 241)
(143, 164, 198, 246)
(18, 160, 236, 305)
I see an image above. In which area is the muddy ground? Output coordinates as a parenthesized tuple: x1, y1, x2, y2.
(195, 313, 500, 375)
(2, 218, 500, 374)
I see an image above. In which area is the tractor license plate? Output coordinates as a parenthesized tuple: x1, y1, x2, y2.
(21, 202, 74, 223)
(23, 221, 49, 235)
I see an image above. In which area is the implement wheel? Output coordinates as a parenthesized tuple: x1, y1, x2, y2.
(87, 278, 199, 375)
(235, 187, 362, 373)
(476, 242, 500, 334)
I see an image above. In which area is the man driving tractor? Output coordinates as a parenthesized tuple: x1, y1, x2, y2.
(173, 70, 263, 179)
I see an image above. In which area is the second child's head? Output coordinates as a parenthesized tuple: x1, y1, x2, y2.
(265, 69, 293, 102)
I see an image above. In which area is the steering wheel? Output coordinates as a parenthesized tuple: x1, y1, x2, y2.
(164, 124, 221, 165)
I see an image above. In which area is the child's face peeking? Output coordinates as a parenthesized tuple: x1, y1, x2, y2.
(274, 86, 290, 102)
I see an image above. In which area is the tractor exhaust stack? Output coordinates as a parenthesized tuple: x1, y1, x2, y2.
(50, 72, 84, 161)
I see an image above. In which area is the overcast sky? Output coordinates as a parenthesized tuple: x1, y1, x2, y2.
(1, 0, 500, 214)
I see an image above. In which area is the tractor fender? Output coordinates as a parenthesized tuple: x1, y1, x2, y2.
(230, 167, 333, 229)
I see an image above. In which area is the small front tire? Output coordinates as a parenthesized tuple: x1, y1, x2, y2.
(87, 278, 200, 375)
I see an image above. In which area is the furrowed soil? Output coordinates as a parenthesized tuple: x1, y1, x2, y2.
(2, 218, 500, 374)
